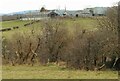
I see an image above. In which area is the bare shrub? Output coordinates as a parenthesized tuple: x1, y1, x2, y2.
(96, 6, 118, 69)
(2, 30, 41, 66)
(2, 13, 118, 70)
(38, 19, 69, 64)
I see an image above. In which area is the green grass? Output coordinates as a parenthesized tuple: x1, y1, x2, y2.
(1, 20, 31, 28)
(2, 65, 118, 79)
(66, 18, 97, 28)
(2, 20, 42, 38)
(1, 18, 99, 42)
(1, 18, 97, 29)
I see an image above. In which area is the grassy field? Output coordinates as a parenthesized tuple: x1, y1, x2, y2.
(2, 64, 118, 79)
(2, 18, 115, 79)
(1, 20, 31, 28)
(1, 18, 98, 29)
(2, 18, 98, 38)
(2, 20, 42, 38)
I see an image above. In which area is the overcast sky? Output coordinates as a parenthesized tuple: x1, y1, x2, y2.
(0, 0, 119, 14)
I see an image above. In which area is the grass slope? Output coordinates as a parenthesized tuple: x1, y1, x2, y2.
(2, 18, 98, 38)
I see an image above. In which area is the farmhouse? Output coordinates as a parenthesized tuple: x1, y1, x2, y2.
(20, 7, 108, 20)
(47, 10, 77, 18)
(2, 7, 108, 21)
(48, 10, 61, 18)
(75, 7, 108, 17)
(92, 7, 108, 16)
(76, 8, 93, 17)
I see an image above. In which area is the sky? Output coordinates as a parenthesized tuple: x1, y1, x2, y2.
(0, 0, 120, 14)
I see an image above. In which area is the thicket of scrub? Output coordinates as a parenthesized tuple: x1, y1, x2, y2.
(2, 7, 119, 70)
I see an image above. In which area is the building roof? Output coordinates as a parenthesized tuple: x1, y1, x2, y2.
(48, 10, 77, 16)
(92, 7, 108, 15)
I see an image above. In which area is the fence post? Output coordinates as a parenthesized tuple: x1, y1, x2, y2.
(118, 1, 120, 79)
(118, 2, 120, 57)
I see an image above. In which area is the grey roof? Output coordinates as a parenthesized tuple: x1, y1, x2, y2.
(82, 8, 92, 14)
(92, 7, 108, 15)
(76, 7, 108, 16)
(67, 11, 77, 16)
(48, 10, 77, 16)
